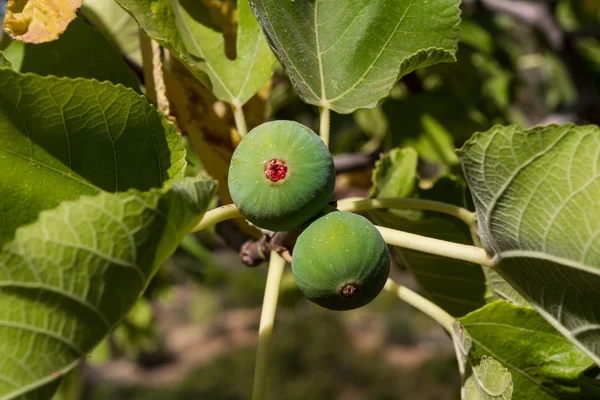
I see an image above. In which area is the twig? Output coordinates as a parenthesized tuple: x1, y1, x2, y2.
(479, 0, 563, 50)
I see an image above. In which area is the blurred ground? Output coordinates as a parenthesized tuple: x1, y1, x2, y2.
(63, 246, 459, 400)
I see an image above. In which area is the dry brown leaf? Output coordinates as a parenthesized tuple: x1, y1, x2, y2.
(165, 56, 270, 237)
(3, 0, 82, 43)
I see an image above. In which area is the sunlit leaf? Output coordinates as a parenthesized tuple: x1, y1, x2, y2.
(249, 0, 460, 113)
(456, 301, 600, 399)
(116, 0, 276, 106)
(0, 176, 216, 398)
(3, 0, 82, 43)
(458, 124, 600, 365)
(0, 69, 185, 246)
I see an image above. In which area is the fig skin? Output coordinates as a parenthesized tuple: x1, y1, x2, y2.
(291, 211, 390, 311)
(228, 121, 335, 232)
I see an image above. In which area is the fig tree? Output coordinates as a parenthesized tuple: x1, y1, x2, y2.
(291, 211, 390, 311)
(228, 121, 335, 232)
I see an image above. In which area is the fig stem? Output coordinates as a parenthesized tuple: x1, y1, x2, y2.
(376, 225, 495, 267)
(384, 278, 455, 334)
(190, 204, 242, 232)
(319, 106, 330, 147)
(337, 197, 477, 227)
(252, 251, 286, 400)
(232, 104, 248, 138)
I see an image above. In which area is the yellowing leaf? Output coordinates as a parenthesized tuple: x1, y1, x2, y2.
(3, 0, 82, 43)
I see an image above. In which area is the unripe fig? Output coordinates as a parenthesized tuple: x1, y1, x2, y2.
(291, 211, 390, 311)
(228, 121, 335, 232)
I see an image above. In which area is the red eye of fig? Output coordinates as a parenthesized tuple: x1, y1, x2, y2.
(264, 159, 288, 182)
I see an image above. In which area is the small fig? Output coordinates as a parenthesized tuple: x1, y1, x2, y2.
(291, 211, 390, 311)
(228, 121, 335, 232)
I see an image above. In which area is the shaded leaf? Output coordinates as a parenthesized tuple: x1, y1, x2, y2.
(458, 124, 600, 365)
(0, 176, 216, 398)
(249, 0, 460, 113)
(370, 148, 487, 317)
(0, 51, 11, 68)
(116, 0, 275, 106)
(3, 17, 140, 90)
(464, 357, 513, 400)
(457, 301, 600, 399)
(3, 0, 82, 43)
(0, 69, 186, 247)
(81, 0, 143, 64)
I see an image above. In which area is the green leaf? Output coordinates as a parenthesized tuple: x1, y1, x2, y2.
(249, 0, 460, 113)
(369, 148, 487, 317)
(0, 69, 186, 247)
(2, 17, 140, 90)
(458, 124, 600, 365)
(116, 0, 276, 106)
(0, 52, 12, 69)
(0, 176, 216, 398)
(81, 0, 143, 65)
(464, 357, 513, 400)
(457, 301, 600, 399)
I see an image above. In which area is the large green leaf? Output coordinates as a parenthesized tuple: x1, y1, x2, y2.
(2, 17, 140, 90)
(0, 176, 216, 398)
(369, 148, 487, 317)
(0, 69, 186, 247)
(456, 301, 600, 399)
(458, 124, 600, 365)
(249, 0, 460, 113)
(116, 0, 276, 106)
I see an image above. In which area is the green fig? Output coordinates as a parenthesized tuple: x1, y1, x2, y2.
(228, 121, 335, 232)
(292, 211, 390, 311)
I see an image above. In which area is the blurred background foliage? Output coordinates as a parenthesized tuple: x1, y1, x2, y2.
(2, 0, 600, 399)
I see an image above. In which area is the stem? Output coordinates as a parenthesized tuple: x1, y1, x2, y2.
(190, 204, 242, 233)
(384, 278, 455, 334)
(252, 251, 286, 400)
(151, 40, 170, 116)
(376, 225, 494, 267)
(337, 197, 476, 227)
(233, 104, 248, 138)
(319, 106, 331, 148)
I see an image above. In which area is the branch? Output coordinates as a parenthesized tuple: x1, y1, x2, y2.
(479, 0, 563, 50)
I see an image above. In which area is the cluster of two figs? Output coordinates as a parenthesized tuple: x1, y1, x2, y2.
(228, 121, 390, 311)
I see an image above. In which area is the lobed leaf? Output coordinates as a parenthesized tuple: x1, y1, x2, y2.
(0, 69, 186, 247)
(3, 0, 82, 43)
(458, 124, 600, 365)
(0, 176, 216, 398)
(249, 0, 460, 113)
(116, 0, 276, 106)
(456, 301, 600, 399)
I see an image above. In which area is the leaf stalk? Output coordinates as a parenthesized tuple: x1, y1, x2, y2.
(384, 278, 456, 334)
(252, 251, 286, 400)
